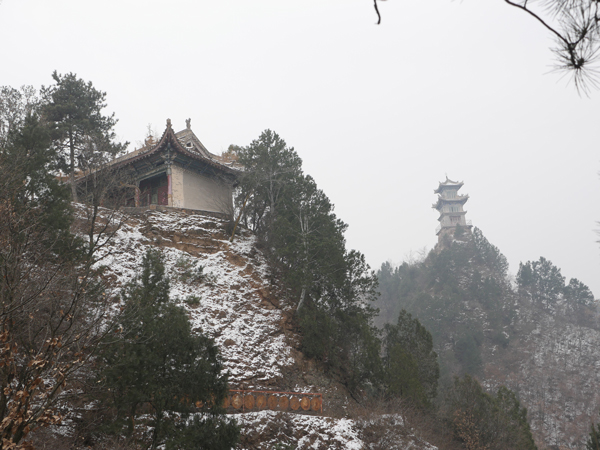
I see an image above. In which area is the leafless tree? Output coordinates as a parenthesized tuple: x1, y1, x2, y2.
(0, 86, 39, 148)
(0, 86, 124, 449)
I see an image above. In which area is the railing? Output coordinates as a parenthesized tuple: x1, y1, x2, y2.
(225, 389, 323, 414)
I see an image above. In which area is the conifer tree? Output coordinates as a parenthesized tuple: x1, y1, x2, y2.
(235, 129, 302, 234)
(587, 413, 600, 450)
(565, 278, 595, 306)
(446, 375, 536, 450)
(382, 310, 439, 405)
(98, 249, 238, 450)
(517, 257, 566, 303)
(235, 130, 381, 392)
(0, 108, 113, 448)
(41, 71, 125, 202)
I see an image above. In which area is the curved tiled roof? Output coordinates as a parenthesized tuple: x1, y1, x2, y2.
(434, 177, 464, 194)
(432, 194, 469, 210)
(109, 119, 241, 175)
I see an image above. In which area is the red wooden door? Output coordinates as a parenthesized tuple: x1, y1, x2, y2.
(157, 185, 168, 206)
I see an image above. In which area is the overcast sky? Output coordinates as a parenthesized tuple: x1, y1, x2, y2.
(2, 0, 599, 296)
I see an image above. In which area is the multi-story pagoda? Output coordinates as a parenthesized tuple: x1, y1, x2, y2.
(433, 177, 472, 237)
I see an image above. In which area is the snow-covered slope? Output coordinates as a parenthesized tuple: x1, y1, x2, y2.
(236, 411, 438, 450)
(485, 302, 600, 448)
(92, 208, 295, 386)
(84, 207, 437, 450)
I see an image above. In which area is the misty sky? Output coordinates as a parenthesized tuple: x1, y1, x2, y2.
(1, 0, 599, 296)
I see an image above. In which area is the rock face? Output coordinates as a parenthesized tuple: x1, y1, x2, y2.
(91, 207, 438, 450)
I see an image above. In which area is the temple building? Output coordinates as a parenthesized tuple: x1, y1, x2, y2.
(433, 177, 472, 239)
(106, 119, 239, 215)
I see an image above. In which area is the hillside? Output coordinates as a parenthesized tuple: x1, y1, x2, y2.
(92, 207, 295, 388)
(74, 206, 438, 450)
(484, 291, 600, 448)
(376, 227, 600, 449)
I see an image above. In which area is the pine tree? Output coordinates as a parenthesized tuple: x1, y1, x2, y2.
(382, 310, 439, 405)
(517, 257, 566, 303)
(235, 130, 381, 393)
(565, 278, 595, 306)
(445, 376, 537, 450)
(0, 109, 113, 448)
(1, 112, 73, 248)
(587, 416, 600, 450)
(98, 249, 238, 449)
(41, 71, 125, 202)
(235, 129, 303, 234)
(495, 386, 537, 450)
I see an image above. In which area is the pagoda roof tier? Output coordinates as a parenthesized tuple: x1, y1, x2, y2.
(432, 194, 469, 210)
(434, 177, 464, 194)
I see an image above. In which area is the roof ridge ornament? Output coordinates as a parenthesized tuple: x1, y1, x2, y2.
(167, 118, 172, 129)
(186, 118, 191, 130)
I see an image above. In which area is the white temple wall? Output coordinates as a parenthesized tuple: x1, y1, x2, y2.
(170, 165, 185, 208)
(440, 215, 467, 227)
(181, 167, 233, 214)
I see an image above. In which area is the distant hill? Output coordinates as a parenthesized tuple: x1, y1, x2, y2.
(376, 226, 600, 449)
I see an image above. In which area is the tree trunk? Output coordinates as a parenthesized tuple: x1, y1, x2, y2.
(296, 209, 310, 312)
(297, 288, 306, 312)
(69, 129, 78, 203)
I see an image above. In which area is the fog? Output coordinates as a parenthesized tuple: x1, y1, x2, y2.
(1, 0, 598, 294)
